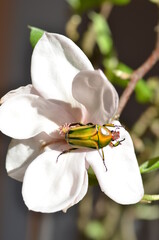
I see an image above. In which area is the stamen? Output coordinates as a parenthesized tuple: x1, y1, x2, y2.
(58, 123, 70, 136)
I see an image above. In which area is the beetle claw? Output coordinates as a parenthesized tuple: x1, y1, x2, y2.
(103, 161, 108, 172)
(100, 148, 108, 171)
(110, 138, 125, 147)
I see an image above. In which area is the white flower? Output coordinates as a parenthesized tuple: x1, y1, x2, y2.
(0, 32, 144, 213)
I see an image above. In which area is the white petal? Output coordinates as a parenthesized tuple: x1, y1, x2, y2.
(72, 69, 119, 124)
(0, 84, 39, 103)
(63, 163, 88, 212)
(22, 151, 87, 213)
(6, 132, 54, 181)
(31, 32, 93, 106)
(86, 126, 144, 204)
(0, 94, 73, 139)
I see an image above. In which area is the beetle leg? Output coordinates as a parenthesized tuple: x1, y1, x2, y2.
(86, 122, 94, 125)
(96, 147, 107, 172)
(91, 140, 108, 172)
(101, 148, 107, 171)
(69, 122, 85, 127)
(103, 123, 123, 128)
(109, 138, 125, 147)
(103, 123, 115, 127)
(69, 122, 94, 127)
(56, 148, 78, 162)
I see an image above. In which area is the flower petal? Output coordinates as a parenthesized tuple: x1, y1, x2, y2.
(0, 94, 73, 139)
(63, 162, 88, 212)
(6, 132, 54, 181)
(31, 32, 93, 105)
(72, 69, 119, 124)
(0, 84, 40, 103)
(86, 125, 144, 204)
(22, 151, 87, 213)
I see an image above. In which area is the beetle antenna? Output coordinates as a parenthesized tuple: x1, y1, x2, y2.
(103, 123, 123, 129)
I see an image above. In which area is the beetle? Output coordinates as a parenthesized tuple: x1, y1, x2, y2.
(58, 122, 125, 171)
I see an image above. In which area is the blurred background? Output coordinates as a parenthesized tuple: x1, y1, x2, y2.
(0, 0, 159, 239)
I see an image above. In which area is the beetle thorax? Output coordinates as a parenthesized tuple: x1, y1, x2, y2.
(97, 126, 112, 148)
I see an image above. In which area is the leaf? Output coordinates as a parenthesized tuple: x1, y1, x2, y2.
(85, 221, 105, 239)
(67, 0, 80, 9)
(67, 0, 131, 13)
(89, 12, 113, 55)
(105, 61, 153, 103)
(29, 26, 44, 48)
(149, 0, 159, 4)
(88, 167, 98, 185)
(140, 156, 159, 174)
(111, 0, 130, 4)
(135, 80, 153, 103)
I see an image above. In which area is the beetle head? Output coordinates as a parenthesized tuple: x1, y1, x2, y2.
(111, 130, 120, 141)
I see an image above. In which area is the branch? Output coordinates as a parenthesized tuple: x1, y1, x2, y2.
(116, 31, 159, 117)
(141, 194, 159, 203)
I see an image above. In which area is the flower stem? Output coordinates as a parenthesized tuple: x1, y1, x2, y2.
(141, 194, 159, 203)
(117, 28, 159, 117)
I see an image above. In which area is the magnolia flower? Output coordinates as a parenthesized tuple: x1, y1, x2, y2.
(0, 32, 144, 213)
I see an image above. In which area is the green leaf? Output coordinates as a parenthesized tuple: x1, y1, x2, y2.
(85, 221, 105, 240)
(67, 0, 80, 9)
(110, 0, 130, 4)
(89, 12, 113, 55)
(67, 0, 131, 12)
(88, 167, 98, 185)
(149, 0, 159, 5)
(29, 26, 44, 48)
(140, 156, 159, 174)
(135, 80, 153, 103)
(105, 61, 153, 103)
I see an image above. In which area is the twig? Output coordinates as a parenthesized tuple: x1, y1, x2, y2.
(141, 194, 159, 203)
(117, 30, 159, 117)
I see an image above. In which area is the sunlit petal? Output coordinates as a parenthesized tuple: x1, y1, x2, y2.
(22, 151, 87, 213)
(0, 84, 40, 103)
(31, 32, 93, 106)
(86, 125, 144, 204)
(63, 164, 88, 212)
(6, 132, 55, 181)
(0, 94, 73, 139)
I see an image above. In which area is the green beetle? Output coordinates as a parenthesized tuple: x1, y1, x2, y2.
(58, 122, 125, 170)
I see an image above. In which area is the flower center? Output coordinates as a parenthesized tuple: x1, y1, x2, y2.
(58, 123, 70, 136)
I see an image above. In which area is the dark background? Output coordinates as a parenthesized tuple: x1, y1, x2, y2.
(0, 0, 159, 239)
